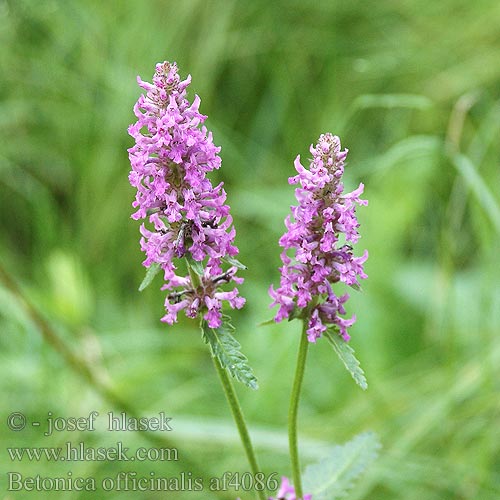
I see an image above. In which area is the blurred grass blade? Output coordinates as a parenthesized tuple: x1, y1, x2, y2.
(450, 152, 500, 234)
(343, 94, 433, 130)
(374, 135, 440, 172)
(467, 102, 500, 164)
(324, 329, 367, 390)
(352, 93, 433, 111)
(302, 432, 381, 499)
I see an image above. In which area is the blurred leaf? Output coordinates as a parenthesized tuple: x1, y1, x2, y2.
(302, 432, 381, 500)
(201, 316, 258, 390)
(324, 328, 367, 390)
(138, 262, 161, 292)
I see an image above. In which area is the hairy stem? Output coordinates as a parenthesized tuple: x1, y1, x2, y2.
(212, 356, 267, 500)
(289, 320, 310, 499)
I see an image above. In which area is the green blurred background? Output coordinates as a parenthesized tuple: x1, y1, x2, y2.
(1, 0, 499, 498)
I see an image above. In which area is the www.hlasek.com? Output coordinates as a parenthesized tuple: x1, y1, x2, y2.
(7, 442, 178, 462)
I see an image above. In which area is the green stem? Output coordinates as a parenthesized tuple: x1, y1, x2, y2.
(212, 356, 267, 500)
(289, 320, 310, 499)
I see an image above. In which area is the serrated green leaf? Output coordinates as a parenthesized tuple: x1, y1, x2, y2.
(324, 328, 367, 390)
(138, 262, 161, 292)
(302, 432, 381, 500)
(186, 254, 205, 276)
(201, 316, 258, 390)
(222, 255, 247, 270)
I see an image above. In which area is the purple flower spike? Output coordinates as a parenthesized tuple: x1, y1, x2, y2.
(128, 61, 244, 326)
(270, 133, 368, 342)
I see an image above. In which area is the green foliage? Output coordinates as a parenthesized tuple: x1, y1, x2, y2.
(303, 432, 381, 499)
(324, 328, 368, 390)
(138, 262, 161, 292)
(222, 255, 247, 270)
(201, 316, 258, 390)
(186, 254, 205, 277)
(1, 0, 500, 498)
(449, 152, 500, 234)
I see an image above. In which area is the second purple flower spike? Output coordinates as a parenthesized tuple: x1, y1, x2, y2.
(270, 133, 368, 342)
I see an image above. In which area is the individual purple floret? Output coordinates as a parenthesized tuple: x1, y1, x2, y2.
(128, 61, 244, 326)
(236, 476, 312, 500)
(270, 476, 312, 500)
(269, 133, 368, 342)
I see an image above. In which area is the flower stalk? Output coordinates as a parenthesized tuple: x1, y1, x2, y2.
(288, 320, 310, 499)
(212, 355, 266, 500)
(128, 61, 263, 498)
(269, 133, 369, 499)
